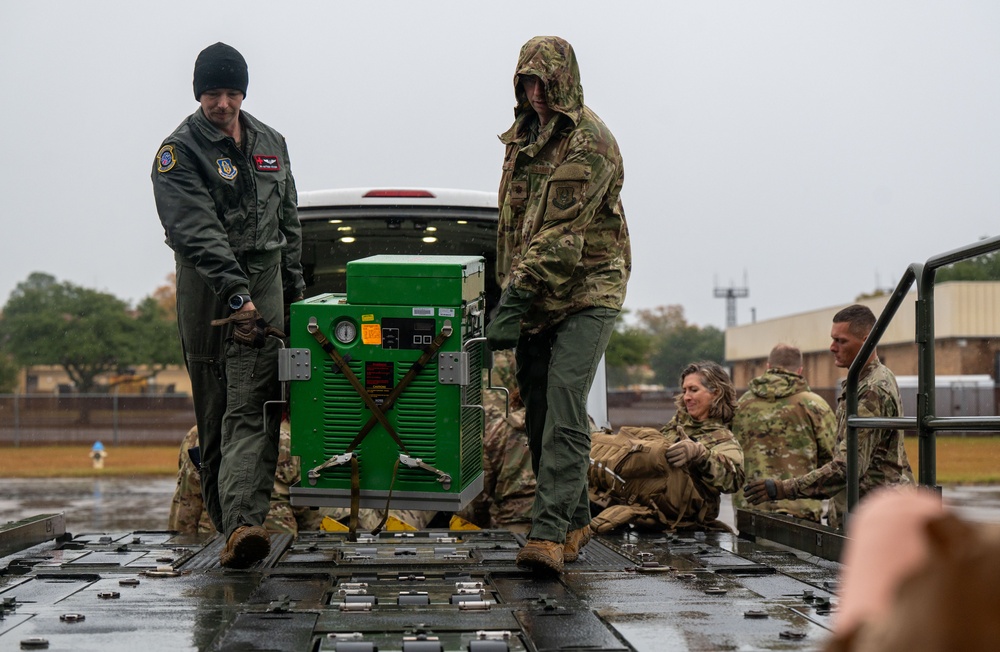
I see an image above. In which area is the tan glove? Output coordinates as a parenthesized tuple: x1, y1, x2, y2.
(665, 430, 707, 468)
(211, 310, 286, 348)
(744, 478, 797, 505)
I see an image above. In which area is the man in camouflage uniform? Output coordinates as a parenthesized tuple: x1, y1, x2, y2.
(732, 344, 836, 522)
(488, 36, 630, 574)
(168, 422, 324, 535)
(745, 305, 915, 529)
(168, 424, 421, 534)
(168, 426, 214, 534)
(152, 43, 304, 567)
(456, 350, 536, 533)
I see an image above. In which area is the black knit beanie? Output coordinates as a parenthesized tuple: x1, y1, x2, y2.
(193, 42, 248, 100)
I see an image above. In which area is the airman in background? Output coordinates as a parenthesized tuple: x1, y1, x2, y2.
(455, 350, 536, 533)
(744, 305, 915, 529)
(170, 422, 436, 535)
(732, 343, 836, 522)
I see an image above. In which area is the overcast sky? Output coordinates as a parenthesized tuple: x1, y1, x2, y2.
(2, 1, 999, 329)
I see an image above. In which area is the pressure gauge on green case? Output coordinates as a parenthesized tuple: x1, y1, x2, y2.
(334, 319, 357, 344)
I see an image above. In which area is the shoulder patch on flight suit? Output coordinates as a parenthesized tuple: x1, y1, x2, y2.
(156, 145, 176, 173)
(548, 163, 588, 211)
(552, 184, 577, 210)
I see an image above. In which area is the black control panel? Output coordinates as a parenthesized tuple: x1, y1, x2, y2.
(381, 317, 437, 350)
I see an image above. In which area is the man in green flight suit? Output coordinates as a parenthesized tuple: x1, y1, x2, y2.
(151, 42, 304, 568)
(488, 35, 631, 574)
(168, 422, 326, 536)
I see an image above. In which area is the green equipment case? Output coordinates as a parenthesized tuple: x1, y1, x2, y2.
(284, 255, 487, 511)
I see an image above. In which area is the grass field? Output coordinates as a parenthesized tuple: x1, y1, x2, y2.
(0, 445, 179, 478)
(906, 437, 1000, 484)
(2, 436, 1000, 483)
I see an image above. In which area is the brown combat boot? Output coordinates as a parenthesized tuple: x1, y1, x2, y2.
(516, 539, 564, 574)
(219, 525, 270, 569)
(563, 525, 593, 563)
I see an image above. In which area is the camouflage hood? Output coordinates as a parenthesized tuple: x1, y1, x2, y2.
(747, 369, 810, 400)
(510, 35, 585, 127)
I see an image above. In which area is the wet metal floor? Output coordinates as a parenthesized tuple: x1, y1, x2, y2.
(2, 481, 999, 650)
(1, 522, 837, 651)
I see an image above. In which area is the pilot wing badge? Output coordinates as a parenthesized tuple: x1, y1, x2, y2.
(254, 154, 281, 172)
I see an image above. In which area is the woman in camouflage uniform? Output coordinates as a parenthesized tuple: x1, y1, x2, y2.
(590, 361, 745, 532)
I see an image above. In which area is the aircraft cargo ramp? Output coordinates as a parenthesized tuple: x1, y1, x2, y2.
(0, 513, 840, 651)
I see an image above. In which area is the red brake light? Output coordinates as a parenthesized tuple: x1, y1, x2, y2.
(363, 189, 436, 198)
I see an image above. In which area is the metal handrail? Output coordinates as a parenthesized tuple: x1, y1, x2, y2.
(844, 234, 1000, 515)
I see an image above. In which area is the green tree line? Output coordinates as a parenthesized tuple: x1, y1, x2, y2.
(0, 272, 182, 393)
(605, 305, 724, 389)
(936, 241, 1000, 282)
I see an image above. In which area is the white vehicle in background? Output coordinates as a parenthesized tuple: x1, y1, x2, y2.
(296, 187, 609, 428)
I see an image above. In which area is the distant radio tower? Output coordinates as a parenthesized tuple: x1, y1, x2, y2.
(714, 273, 749, 328)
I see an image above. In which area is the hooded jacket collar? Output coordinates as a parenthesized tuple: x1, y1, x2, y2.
(748, 368, 810, 400)
(500, 36, 584, 146)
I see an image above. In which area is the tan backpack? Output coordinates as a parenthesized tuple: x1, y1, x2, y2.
(588, 426, 722, 532)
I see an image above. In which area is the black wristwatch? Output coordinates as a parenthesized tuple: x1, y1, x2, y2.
(228, 294, 252, 311)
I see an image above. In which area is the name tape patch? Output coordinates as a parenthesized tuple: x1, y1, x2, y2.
(254, 154, 281, 172)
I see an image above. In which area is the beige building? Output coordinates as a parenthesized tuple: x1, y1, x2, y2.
(17, 364, 192, 395)
(726, 281, 1000, 393)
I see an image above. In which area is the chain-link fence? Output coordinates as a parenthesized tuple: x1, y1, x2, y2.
(0, 394, 195, 446)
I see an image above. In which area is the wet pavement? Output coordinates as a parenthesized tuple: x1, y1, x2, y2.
(1, 476, 176, 533)
(1, 476, 998, 534)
